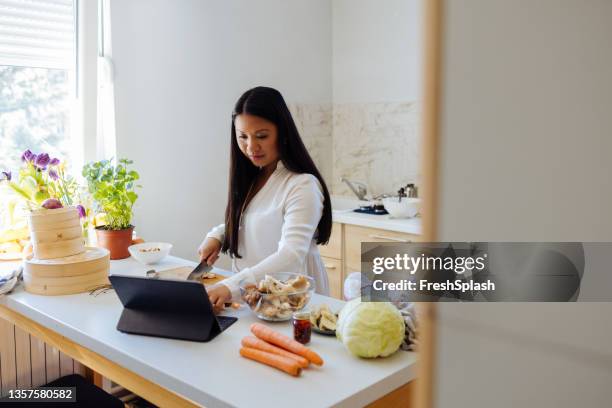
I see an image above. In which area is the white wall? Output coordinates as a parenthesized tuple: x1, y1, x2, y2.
(331, 0, 423, 197)
(435, 0, 612, 406)
(108, 0, 426, 258)
(332, 0, 422, 103)
(108, 0, 332, 262)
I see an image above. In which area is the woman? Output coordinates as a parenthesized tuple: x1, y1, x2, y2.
(198, 86, 333, 312)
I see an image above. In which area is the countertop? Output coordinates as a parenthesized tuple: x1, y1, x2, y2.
(331, 195, 421, 235)
(332, 210, 422, 235)
(0, 256, 417, 408)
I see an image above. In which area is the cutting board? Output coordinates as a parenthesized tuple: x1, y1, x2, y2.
(155, 266, 226, 286)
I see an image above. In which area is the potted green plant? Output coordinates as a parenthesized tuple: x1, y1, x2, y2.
(82, 158, 141, 259)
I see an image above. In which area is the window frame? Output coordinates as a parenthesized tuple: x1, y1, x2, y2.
(0, 0, 99, 230)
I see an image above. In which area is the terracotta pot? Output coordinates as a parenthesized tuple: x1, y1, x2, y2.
(95, 226, 134, 260)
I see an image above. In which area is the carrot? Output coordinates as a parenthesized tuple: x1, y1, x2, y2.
(250, 323, 324, 366)
(242, 336, 309, 368)
(239, 347, 302, 376)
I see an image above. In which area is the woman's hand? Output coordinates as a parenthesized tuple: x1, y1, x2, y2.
(198, 237, 222, 266)
(208, 284, 232, 314)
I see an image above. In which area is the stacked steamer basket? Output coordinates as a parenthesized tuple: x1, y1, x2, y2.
(23, 207, 110, 295)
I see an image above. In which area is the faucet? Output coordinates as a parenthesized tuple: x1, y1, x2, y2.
(341, 178, 369, 201)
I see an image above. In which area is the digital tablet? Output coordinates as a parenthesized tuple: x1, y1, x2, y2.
(109, 274, 237, 342)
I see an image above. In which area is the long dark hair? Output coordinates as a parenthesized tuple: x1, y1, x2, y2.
(222, 86, 332, 258)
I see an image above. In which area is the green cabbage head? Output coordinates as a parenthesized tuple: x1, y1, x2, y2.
(336, 298, 405, 358)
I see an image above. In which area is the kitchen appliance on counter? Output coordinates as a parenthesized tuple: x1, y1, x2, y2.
(339, 179, 419, 216)
(405, 183, 418, 198)
(351, 192, 392, 215)
(353, 204, 388, 215)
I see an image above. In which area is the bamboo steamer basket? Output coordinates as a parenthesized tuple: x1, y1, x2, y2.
(23, 247, 110, 295)
(28, 207, 85, 259)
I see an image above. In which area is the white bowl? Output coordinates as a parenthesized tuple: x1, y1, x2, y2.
(382, 197, 420, 218)
(128, 242, 172, 264)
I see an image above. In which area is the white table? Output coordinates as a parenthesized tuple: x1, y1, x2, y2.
(0, 256, 417, 407)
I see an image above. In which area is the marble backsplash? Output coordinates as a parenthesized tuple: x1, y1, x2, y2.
(332, 102, 421, 197)
(288, 103, 333, 187)
(289, 101, 420, 198)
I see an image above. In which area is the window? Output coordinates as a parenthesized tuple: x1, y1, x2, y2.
(0, 0, 77, 229)
(0, 66, 74, 175)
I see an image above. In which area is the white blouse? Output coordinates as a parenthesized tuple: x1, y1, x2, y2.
(204, 161, 329, 301)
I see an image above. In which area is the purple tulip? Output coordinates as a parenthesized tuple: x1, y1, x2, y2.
(21, 149, 34, 162)
(35, 153, 50, 169)
(48, 169, 59, 180)
(1, 171, 10, 181)
(76, 204, 86, 218)
(50, 158, 60, 166)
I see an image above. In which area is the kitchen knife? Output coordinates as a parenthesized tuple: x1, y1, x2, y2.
(187, 260, 213, 281)
(188, 262, 240, 309)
